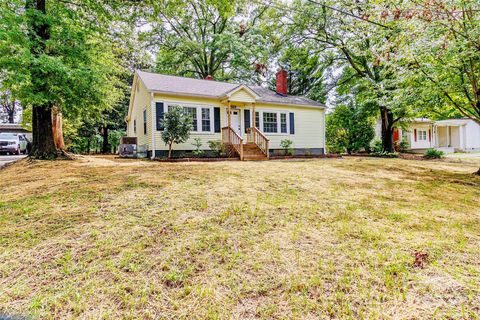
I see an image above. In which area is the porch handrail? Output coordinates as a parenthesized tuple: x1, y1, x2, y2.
(247, 127, 269, 158)
(222, 126, 244, 160)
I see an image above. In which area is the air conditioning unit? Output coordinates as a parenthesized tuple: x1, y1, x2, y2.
(118, 137, 137, 158)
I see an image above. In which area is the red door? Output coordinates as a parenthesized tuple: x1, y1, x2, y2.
(393, 128, 400, 142)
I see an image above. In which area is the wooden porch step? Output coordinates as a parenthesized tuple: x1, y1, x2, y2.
(243, 155, 269, 161)
(242, 143, 268, 160)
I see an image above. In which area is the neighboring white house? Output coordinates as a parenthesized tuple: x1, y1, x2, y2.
(403, 118, 480, 153)
(374, 117, 480, 153)
(126, 70, 326, 159)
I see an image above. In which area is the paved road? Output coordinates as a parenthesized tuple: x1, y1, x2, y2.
(0, 155, 27, 168)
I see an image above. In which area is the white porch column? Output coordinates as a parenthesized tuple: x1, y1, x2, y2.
(459, 125, 465, 150)
(446, 125, 450, 147)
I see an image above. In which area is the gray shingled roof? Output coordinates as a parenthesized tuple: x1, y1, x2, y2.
(137, 70, 325, 108)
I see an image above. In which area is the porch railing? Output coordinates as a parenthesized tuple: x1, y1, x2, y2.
(246, 127, 269, 158)
(222, 126, 244, 160)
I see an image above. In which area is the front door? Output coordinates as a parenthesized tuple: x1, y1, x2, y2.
(230, 110, 241, 136)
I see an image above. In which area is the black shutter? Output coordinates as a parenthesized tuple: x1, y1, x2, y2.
(244, 109, 250, 133)
(214, 107, 221, 133)
(289, 112, 295, 134)
(156, 102, 164, 131)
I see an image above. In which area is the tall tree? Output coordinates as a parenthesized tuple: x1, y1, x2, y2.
(147, 0, 271, 82)
(0, 0, 125, 159)
(288, 0, 406, 152)
(397, 0, 480, 174)
(276, 45, 328, 103)
(99, 28, 153, 153)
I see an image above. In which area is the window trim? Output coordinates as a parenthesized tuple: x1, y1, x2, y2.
(263, 111, 279, 133)
(164, 102, 215, 134)
(417, 129, 427, 141)
(254, 109, 291, 136)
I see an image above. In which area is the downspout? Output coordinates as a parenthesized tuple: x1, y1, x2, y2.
(323, 109, 327, 154)
(150, 92, 156, 160)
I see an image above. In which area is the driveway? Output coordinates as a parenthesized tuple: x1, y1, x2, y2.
(0, 155, 26, 168)
(445, 152, 480, 164)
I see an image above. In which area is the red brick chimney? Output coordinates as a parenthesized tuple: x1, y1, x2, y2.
(205, 75, 213, 80)
(276, 69, 288, 96)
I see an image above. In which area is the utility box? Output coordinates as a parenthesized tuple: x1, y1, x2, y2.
(118, 137, 137, 158)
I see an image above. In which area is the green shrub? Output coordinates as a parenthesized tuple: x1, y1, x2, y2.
(371, 139, 383, 154)
(374, 151, 398, 158)
(280, 139, 294, 156)
(370, 139, 397, 157)
(192, 138, 204, 157)
(398, 138, 410, 153)
(424, 148, 444, 159)
(208, 140, 226, 157)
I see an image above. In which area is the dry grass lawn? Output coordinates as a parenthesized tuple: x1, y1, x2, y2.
(1, 156, 479, 319)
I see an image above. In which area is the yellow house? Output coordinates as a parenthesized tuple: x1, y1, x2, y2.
(126, 70, 326, 160)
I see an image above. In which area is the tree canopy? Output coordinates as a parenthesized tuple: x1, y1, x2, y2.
(146, 0, 273, 82)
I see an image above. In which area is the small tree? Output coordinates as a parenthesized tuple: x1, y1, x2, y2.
(161, 107, 192, 158)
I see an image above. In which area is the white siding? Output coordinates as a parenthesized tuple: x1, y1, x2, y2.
(150, 94, 325, 153)
(465, 120, 480, 149)
(410, 123, 434, 149)
(127, 79, 152, 149)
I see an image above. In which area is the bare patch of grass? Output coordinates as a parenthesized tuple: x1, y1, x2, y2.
(0, 156, 479, 319)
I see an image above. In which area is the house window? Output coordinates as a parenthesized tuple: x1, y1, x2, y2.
(143, 110, 147, 135)
(133, 119, 136, 134)
(418, 130, 427, 141)
(263, 112, 278, 133)
(183, 107, 198, 131)
(166, 104, 213, 133)
(280, 113, 287, 133)
(201, 108, 211, 131)
(256, 111, 289, 134)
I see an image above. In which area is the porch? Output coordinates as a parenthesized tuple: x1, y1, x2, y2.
(220, 101, 270, 161)
(435, 123, 464, 153)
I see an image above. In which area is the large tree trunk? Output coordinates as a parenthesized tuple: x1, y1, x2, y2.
(27, 0, 59, 159)
(7, 109, 14, 123)
(102, 125, 110, 153)
(31, 105, 58, 159)
(380, 106, 395, 153)
(52, 106, 65, 150)
(25, 0, 63, 159)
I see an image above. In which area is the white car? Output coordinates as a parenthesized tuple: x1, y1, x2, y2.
(0, 133, 28, 155)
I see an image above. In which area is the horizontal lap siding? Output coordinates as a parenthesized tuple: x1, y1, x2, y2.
(153, 94, 225, 151)
(466, 121, 480, 149)
(229, 90, 256, 103)
(410, 124, 432, 149)
(254, 103, 325, 150)
(128, 80, 151, 148)
(150, 94, 325, 152)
